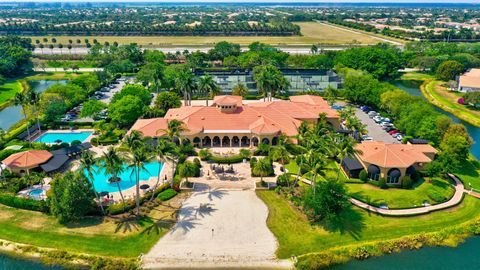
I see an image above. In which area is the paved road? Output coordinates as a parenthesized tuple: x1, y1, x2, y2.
(355, 108, 399, 144)
(142, 189, 292, 269)
(350, 174, 465, 216)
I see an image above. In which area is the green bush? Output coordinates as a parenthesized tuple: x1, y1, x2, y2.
(254, 143, 271, 156)
(402, 176, 413, 189)
(198, 149, 212, 161)
(277, 173, 294, 187)
(359, 170, 368, 182)
(157, 189, 178, 201)
(379, 178, 388, 189)
(0, 193, 49, 212)
(193, 158, 201, 168)
(427, 189, 447, 203)
(210, 155, 245, 164)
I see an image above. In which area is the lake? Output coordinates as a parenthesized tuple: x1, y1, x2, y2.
(330, 237, 480, 270)
(393, 80, 480, 160)
(0, 80, 68, 131)
(0, 254, 63, 270)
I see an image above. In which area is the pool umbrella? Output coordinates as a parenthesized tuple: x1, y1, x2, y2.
(108, 176, 120, 183)
(99, 191, 109, 197)
(55, 139, 62, 144)
(140, 184, 150, 190)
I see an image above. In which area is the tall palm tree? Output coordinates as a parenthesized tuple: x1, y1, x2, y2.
(150, 138, 174, 201)
(26, 88, 41, 133)
(14, 92, 31, 146)
(80, 151, 105, 215)
(253, 158, 272, 184)
(128, 147, 153, 216)
(123, 130, 143, 150)
(159, 119, 187, 144)
(102, 147, 126, 207)
(302, 150, 327, 195)
(198, 74, 220, 106)
(175, 70, 196, 106)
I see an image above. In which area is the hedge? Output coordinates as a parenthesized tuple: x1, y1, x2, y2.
(0, 193, 49, 213)
(209, 155, 245, 164)
(157, 189, 177, 201)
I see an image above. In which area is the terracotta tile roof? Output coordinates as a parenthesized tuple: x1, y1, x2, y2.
(459, 75, 480, 89)
(131, 95, 337, 138)
(289, 95, 330, 107)
(128, 118, 169, 137)
(2, 150, 52, 168)
(355, 141, 437, 168)
(212, 95, 243, 106)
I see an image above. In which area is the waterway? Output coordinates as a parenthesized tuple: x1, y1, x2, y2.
(0, 254, 63, 270)
(393, 80, 480, 160)
(0, 80, 68, 131)
(330, 237, 480, 270)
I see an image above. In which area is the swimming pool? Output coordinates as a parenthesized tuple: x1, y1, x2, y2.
(84, 162, 164, 193)
(35, 131, 93, 144)
(28, 188, 45, 200)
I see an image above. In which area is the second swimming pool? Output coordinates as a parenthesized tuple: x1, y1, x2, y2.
(35, 131, 93, 144)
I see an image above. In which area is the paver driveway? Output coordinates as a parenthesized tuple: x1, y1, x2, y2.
(143, 188, 292, 269)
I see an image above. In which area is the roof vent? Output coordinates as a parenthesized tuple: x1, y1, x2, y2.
(201, 117, 205, 120)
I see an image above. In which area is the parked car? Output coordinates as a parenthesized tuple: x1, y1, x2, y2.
(388, 130, 399, 135)
(362, 135, 374, 141)
(396, 134, 403, 141)
(383, 118, 391, 123)
(360, 105, 370, 112)
(368, 111, 377, 118)
(381, 123, 394, 129)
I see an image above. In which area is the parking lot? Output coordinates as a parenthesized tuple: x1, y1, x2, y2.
(355, 108, 400, 144)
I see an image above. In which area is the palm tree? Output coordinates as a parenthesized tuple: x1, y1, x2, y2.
(179, 160, 197, 186)
(253, 158, 272, 184)
(80, 151, 105, 215)
(232, 83, 249, 97)
(175, 70, 197, 106)
(26, 89, 41, 133)
(14, 92, 31, 146)
(102, 147, 126, 207)
(302, 150, 327, 195)
(159, 119, 187, 144)
(123, 130, 143, 150)
(150, 138, 174, 201)
(128, 147, 153, 216)
(198, 74, 220, 106)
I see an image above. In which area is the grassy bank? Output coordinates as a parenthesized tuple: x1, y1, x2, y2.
(455, 156, 480, 191)
(0, 192, 187, 258)
(256, 190, 480, 260)
(0, 80, 23, 110)
(420, 78, 480, 127)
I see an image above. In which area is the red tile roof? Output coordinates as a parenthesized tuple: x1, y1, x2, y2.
(355, 141, 437, 168)
(2, 150, 52, 168)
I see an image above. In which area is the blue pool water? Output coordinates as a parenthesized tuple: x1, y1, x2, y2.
(28, 189, 44, 198)
(84, 162, 163, 193)
(35, 131, 93, 144)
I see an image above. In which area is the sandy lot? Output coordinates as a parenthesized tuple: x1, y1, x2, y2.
(143, 190, 292, 269)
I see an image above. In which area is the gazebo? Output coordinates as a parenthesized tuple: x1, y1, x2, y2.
(2, 150, 53, 175)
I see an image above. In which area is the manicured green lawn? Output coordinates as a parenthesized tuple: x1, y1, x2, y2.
(346, 178, 455, 209)
(0, 81, 22, 106)
(455, 156, 480, 191)
(0, 193, 185, 257)
(257, 190, 480, 259)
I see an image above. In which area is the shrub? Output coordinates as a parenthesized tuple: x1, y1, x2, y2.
(0, 193, 49, 212)
(157, 189, 178, 201)
(402, 176, 413, 189)
(254, 143, 270, 156)
(239, 149, 252, 159)
(427, 189, 447, 203)
(193, 158, 201, 168)
(379, 178, 388, 189)
(359, 170, 368, 182)
(277, 173, 292, 187)
(70, 140, 82, 146)
(209, 155, 245, 164)
(198, 149, 212, 161)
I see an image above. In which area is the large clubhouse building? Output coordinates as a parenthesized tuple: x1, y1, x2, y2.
(129, 95, 340, 147)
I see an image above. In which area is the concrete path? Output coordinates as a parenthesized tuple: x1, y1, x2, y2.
(142, 189, 293, 269)
(350, 174, 465, 216)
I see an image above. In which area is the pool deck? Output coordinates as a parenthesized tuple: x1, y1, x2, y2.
(17, 184, 51, 201)
(32, 129, 95, 144)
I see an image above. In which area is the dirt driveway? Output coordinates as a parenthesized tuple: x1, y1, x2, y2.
(142, 188, 292, 269)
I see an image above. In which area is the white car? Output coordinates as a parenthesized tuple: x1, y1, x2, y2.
(362, 135, 374, 141)
(396, 134, 403, 141)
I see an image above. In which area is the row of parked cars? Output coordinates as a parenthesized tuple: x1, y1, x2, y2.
(360, 105, 404, 142)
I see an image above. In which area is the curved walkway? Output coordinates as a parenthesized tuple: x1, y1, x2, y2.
(350, 174, 465, 216)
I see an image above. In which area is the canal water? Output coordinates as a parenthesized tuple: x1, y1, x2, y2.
(0, 80, 67, 131)
(393, 80, 480, 160)
(330, 237, 480, 270)
(0, 254, 63, 270)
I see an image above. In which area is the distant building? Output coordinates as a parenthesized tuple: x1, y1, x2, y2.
(193, 68, 342, 94)
(458, 68, 480, 92)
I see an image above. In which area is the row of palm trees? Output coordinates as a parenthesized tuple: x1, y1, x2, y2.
(174, 70, 221, 106)
(79, 120, 186, 217)
(14, 87, 42, 145)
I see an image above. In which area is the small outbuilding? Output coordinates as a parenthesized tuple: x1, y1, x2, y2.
(2, 150, 53, 175)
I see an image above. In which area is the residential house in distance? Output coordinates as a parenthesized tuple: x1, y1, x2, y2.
(458, 68, 480, 92)
(193, 68, 342, 94)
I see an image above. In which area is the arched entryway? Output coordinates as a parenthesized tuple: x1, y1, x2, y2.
(241, 136, 250, 147)
(222, 136, 230, 147)
(182, 138, 191, 145)
(193, 137, 201, 147)
(262, 138, 270, 145)
(232, 136, 240, 147)
(252, 137, 259, 147)
(202, 136, 211, 147)
(213, 136, 221, 147)
(271, 137, 279, 146)
(406, 165, 416, 178)
(367, 164, 380, 181)
(387, 168, 401, 184)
